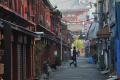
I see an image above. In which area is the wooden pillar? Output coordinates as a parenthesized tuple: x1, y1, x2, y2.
(32, 44, 35, 77)
(49, 43, 55, 65)
(3, 23, 12, 80)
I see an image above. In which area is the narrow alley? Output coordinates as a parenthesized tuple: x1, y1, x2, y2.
(49, 56, 106, 80)
(1, 0, 120, 80)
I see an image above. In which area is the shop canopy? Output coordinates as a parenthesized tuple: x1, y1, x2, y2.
(97, 26, 110, 38)
(0, 18, 37, 37)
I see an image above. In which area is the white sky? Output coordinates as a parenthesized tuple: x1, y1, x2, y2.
(50, 0, 96, 32)
(50, 0, 96, 17)
(50, 0, 90, 11)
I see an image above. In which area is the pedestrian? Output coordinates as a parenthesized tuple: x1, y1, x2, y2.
(70, 47, 77, 67)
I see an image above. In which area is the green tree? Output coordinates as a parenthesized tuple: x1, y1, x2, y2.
(73, 40, 84, 50)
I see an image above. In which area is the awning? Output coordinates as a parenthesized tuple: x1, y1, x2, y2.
(97, 26, 110, 38)
(41, 35, 71, 49)
(36, 24, 55, 36)
(0, 18, 37, 37)
(11, 26, 37, 37)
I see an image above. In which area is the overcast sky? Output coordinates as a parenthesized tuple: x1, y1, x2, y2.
(50, 0, 91, 11)
(50, 0, 96, 32)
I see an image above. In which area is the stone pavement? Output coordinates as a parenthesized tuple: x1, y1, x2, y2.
(49, 56, 106, 80)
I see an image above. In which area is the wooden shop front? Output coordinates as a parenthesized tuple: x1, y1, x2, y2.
(0, 20, 36, 80)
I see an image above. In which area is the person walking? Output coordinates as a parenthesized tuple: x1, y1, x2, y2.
(70, 47, 77, 67)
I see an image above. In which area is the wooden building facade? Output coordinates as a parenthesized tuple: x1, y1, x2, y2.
(0, 0, 36, 80)
(0, 0, 73, 80)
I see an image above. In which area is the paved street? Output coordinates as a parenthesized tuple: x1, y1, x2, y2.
(50, 56, 106, 80)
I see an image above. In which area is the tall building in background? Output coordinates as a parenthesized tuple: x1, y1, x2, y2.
(50, 0, 96, 39)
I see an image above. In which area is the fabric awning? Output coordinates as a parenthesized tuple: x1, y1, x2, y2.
(97, 26, 110, 38)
